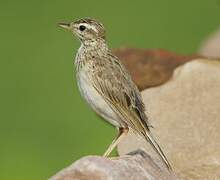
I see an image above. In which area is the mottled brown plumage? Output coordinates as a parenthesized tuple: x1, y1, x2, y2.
(58, 18, 172, 170)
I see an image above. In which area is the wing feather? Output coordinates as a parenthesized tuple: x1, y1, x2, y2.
(89, 53, 172, 170)
(90, 53, 150, 133)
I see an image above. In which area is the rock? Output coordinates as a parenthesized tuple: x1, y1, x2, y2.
(118, 59, 220, 179)
(50, 150, 177, 180)
(113, 48, 201, 90)
(199, 28, 220, 58)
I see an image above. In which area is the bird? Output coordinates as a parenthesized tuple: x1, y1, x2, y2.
(58, 18, 172, 170)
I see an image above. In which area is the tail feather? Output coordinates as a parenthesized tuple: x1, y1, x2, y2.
(144, 131, 172, 171)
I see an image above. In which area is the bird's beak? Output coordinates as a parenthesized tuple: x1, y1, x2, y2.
(57, 22, 71, 31)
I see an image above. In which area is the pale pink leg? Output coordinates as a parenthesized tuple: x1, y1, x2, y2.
(103, 127, 129, 157)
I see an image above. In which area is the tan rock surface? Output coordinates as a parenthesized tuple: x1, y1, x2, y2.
(50, 151, 177, 180)
(118, 59, 220, 179)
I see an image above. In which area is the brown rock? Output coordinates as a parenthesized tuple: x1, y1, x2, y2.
(118, 59, 220, 179)
(113, 48, 201, 90)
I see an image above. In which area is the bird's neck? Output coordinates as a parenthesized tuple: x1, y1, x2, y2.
(83, 38, 107, 47)
(75, 38, 108, 67)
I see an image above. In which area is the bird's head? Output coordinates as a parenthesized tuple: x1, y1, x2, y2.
(58, 18, 106, 43)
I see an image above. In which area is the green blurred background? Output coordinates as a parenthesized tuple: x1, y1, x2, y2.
(0, 0, 220, 179)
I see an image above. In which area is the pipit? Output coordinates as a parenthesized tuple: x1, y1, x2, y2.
(58, 18, 172, 170)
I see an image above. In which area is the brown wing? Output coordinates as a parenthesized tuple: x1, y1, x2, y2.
(90, 53, 150, 133)
(90, 53, 172, 170)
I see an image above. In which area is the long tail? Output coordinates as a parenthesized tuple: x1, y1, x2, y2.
(144, 131, 172, 171)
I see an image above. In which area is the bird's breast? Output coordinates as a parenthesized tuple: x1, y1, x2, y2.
(76, 68, 120, 127)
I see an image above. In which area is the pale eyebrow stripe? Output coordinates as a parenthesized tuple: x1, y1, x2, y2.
(79, 23, 98, 33)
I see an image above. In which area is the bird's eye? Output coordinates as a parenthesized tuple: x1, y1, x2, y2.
(79, 25, 86, 31)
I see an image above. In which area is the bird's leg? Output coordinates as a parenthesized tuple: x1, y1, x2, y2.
(103, 127, 129, 157)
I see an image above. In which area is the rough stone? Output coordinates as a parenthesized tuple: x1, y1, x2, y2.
(50, 151, 177, 180)
(118, 59, 220, 179)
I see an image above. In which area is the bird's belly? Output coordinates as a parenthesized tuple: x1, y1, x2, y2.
(77, 71, 121, 127)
